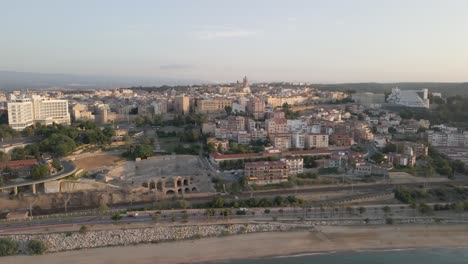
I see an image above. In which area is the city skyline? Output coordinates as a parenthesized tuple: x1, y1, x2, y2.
(1, 0, 468, 83)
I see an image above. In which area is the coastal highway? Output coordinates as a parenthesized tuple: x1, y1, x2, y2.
(1, 179, 465, 233)
(2, 204, 468, 234)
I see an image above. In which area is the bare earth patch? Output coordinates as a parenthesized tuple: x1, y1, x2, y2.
(74, 153, 122, 171)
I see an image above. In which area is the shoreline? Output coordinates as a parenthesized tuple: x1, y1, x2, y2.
(3, 225, 468, 264)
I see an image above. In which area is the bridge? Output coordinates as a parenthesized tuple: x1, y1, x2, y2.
(0, 160, 77, 195)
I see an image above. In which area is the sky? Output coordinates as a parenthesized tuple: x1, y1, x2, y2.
(1, 0, 468, 83)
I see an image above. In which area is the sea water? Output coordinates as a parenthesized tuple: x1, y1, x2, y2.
(217, 248, 468, 264)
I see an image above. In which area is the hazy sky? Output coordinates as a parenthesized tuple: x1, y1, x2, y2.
(1, 0, 468, 83)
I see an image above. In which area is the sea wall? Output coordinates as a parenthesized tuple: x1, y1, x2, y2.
(2, 223, 293, 253)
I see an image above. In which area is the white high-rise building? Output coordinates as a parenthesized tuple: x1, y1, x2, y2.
(7, 94, 70, 130)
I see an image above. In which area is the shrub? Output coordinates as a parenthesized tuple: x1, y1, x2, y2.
(27, 240, 47, 255)
(236, 210, 247, 215)
(111, 214, 122, 221)
(79, 225, 88, 234)
(0, 238, 18, 256)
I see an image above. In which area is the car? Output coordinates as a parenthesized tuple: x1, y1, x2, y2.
(127, 212, 139, 217)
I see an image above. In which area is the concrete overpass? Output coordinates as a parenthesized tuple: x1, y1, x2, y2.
(0, 160, 77, 195)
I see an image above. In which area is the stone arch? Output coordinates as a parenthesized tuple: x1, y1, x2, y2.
(142, 182, 149, 188)
(156, 181, 163, 191)
(165, 181, 175, 188)
(183, 178, 189, 186)
(176, 178, 182, 187)
(149, 181, 156, 189)
(185, 187, 190, 193)
(191, 187, 197, 192)
(177, 188, 183, 195)
(166, 190, 175, 195)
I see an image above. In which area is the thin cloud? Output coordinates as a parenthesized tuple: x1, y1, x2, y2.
(191, 27, 257, 39)
(160, 64, 194, 70)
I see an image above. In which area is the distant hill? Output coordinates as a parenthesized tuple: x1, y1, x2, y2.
(1, 71, 467, 97)
(0, 71, 205, 91)
(312, 82, 468, 97)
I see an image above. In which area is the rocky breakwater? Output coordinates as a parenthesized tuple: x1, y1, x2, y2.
(3, 223, 294, 253)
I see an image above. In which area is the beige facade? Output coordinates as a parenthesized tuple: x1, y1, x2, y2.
(174, 96, 190, 114)
(283, 158, 304, 176)
(197, 99, 232, 113)
(244, 161, 289, 185)
(305, 134, 329, 149)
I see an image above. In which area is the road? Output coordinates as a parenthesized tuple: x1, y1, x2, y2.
(0, 160, 77, 191)
(2, 204, 468, 234)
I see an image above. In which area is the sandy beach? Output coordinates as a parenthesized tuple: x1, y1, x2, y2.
(3, 225, 468, 264)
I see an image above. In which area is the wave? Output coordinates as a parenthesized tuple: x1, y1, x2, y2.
(272, 251, 337, 258)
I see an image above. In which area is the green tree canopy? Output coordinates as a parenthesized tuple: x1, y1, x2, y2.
(31, 164, 50, 180)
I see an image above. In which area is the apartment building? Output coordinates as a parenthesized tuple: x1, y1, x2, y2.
(251, 129, 268, 142)
(174, 96, 190, 114)
(244, 161, 289, 185)
(8, 94, 70, 130)
(330, 133, 354, 147)
(227, 116, 245, 131)
(282, 158, 304, 176)
(152, 100, 168, 115)
(265, 118, 287, 136)
(272, 133, 292, 150)
(247, 98, 265, 120)
(237, 131, 252, 145)
(71, 103, 94, 121)
(305, 133, 329, 149)
(427, 130, 468, 147)
(291, 132, 305, 149)
(197, 99, 232, 113)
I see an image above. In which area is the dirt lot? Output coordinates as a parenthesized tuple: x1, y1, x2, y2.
(74, 153, 123, 171)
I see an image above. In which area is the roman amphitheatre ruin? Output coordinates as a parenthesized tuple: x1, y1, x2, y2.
(98, 154, 215, 196)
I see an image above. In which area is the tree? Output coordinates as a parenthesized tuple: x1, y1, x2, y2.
(102, 126, 116, 138)
(382, 206, 391, 215)
(62, 193, 72, 213)
(0, 151, 9, 162)
(31, 164, 49, 180)
(111, 214, 122, 221)
(212, 196, 225, 208)
(399, 109, 414, 119)
(0, 238, 18, 256)
(25, 144, 40, 158)
(358, 206, 366, 215)
(51, 159, 63, 171)
(370, 153, 385, 165)
(388, 127, 397, 134)
(418, 203, 433, 215)
(217, 144, 224, 154)
(79, 225, 88, 234)
(182, 212, 189, 222)
(10, 147, 26, 160)
(274, 196, 285, 206)
(99, 202, 109, 214)
(224, 106, 232, 115)
(207, 142, 216, 154)
(1, 165, 12, 175)
(134, 144, 153, 159)
(383, 143, 397, 153)
(40, 133, 76, 157)
(27, 240, 47, 255)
